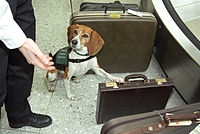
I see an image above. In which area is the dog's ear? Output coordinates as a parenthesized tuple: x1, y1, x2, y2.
(87, 30, 104, 56)
(67, 25, 76, 44)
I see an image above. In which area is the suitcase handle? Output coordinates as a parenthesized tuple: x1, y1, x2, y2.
(124, 74, 149, 83)
(103, 4, 125, 13)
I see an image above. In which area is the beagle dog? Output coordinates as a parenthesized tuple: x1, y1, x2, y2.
(45, 24, 124, 100)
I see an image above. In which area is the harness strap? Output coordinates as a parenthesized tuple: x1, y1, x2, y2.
(69, 56, 95, 63)
(74, 50, 89, 56)
(52, 46, 95, 71)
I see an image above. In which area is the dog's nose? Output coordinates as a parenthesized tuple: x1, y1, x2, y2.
(72, 40, 78, 46)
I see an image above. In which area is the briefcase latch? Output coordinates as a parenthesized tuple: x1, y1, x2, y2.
(105, 82, 118, 88)
(155, 78, 167, 85)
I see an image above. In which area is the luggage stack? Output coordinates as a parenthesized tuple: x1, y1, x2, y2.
(69, 0, 169, 122)
(68, 0, 195, 133)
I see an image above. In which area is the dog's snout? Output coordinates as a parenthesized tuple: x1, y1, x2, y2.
(72, 40, 78, 46)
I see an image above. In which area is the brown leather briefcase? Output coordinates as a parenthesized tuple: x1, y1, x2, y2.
(101, 102, 200, 134)
(96, 74, 173, 124)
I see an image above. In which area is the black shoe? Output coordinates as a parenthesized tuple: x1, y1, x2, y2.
(9, 113, 52, 128)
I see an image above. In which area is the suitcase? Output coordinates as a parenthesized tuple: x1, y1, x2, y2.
(69, 2, 157, 72)
(101, 102, 200, 134)
(80, 1, 140, 12)
(96, 74, 173, 124)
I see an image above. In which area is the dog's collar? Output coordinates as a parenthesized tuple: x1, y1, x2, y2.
(69, 56, 95, 63)
(74, 49, 89, 56)
(69, 48, 94, 63)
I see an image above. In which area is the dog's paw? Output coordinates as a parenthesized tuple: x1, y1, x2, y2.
(67, 93, 76, 101)
(44, 78, 55, 92)
(113, 77, 125, 83)
(48, 87, 55, 92)
(71, 76, 80, 83)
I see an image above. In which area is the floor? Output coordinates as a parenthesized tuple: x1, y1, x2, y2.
(171, 0, 200, 40)
(0, 0, 198, 133)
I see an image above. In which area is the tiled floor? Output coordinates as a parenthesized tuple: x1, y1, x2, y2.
(0, 0, 198, 133)
(171, 0, 200, 40)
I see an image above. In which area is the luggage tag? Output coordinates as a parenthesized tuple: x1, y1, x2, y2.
(168, 120, 192, 126)
(127, 9, 143, 17)
(164, 113, 193, 127)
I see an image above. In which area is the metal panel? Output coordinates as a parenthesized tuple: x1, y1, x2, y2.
(152, 0, 200, 65)
(155, 27, 200, 104)
(152, 0, 200, 104)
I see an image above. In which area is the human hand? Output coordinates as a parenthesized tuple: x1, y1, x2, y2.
(18, 38, 55, 70)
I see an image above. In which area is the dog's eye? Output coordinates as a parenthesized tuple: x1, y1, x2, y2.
(74, 30, 78, 34)
(82, 34, 88, 38)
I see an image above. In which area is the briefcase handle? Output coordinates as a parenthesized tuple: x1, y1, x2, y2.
(125, 74, 149, 83)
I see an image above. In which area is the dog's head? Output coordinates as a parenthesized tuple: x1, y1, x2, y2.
(67, 24, 104, 56)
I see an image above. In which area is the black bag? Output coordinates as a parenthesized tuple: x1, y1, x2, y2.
(101, 102, 200, 134)
(96, 74, 173, 124)
(80, 1, 140, 12)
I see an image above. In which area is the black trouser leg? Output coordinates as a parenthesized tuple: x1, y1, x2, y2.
(0, 44, 9, 118)
(4, 0, 36, 122)
(5, 49, 34, 122)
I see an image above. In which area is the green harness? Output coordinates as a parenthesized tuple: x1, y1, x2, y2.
(52, 46, 95, 71)
(54, 46, 71, 65)
(52, 46, 71, 71)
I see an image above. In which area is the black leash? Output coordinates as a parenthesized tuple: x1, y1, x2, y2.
(69, 0, 74, 17)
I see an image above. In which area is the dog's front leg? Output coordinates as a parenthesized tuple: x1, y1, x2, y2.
(45, 71, 58, 92)
(63, 77, 76, 101)
(92, 67, 124, 83)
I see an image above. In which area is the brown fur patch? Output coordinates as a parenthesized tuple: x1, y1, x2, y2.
(46, 69, 57, 78)
(63, 67, 69, 79)
(86, 30, 104, 56)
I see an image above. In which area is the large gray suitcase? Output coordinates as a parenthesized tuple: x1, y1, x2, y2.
(69, 3, 157, 72)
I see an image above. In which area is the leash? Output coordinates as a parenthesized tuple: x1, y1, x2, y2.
(69, 0, 74, 17)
